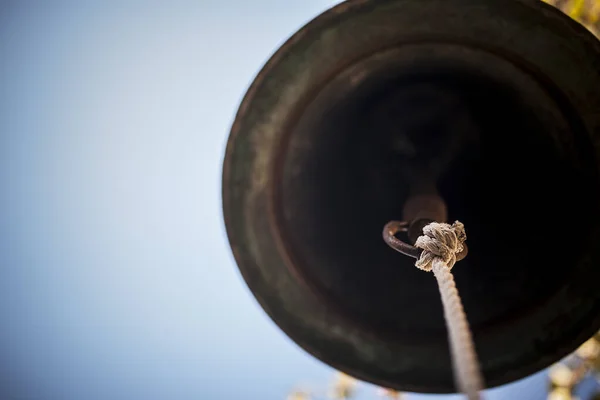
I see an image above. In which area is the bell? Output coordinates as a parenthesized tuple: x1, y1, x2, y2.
(222, 0, 600, 394)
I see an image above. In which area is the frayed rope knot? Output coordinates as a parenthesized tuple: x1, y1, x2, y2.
(414, 221, 466, 271)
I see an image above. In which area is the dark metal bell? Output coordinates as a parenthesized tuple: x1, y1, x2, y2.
(222, 0, 600, 394)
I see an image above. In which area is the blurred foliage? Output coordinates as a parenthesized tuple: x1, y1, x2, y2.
(329, 372, 358, 399)
(548, 332, 600, 400)
(375, 388, 404, 399)
(287, 1, 600, 398)
(288, 390, 312, 400)
(543, 0, 600, 36)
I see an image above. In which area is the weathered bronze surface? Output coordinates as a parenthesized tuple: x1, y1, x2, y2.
(222, 0, 600, 393)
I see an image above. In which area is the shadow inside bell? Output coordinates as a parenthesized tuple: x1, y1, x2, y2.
(275, 56, 599, 345)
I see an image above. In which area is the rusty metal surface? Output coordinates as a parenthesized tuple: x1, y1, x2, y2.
(222, 0, 600, 393)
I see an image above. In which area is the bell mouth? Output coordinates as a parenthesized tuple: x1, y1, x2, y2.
(223, 0, 600, 393)
(272, 43, 599, 342)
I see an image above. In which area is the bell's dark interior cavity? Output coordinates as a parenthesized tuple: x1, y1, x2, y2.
(275, 46, 599, 342)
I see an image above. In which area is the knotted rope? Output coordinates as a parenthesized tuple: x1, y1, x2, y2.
(414, 221, 484, 400)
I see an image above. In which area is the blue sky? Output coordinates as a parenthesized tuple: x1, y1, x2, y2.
(0, 2, 548, 399)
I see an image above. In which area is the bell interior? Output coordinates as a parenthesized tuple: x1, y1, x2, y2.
(274, 46, 599, 343)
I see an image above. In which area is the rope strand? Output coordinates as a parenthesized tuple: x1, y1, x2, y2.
(415, 221, 484, 400)
(433, 259, 483, 399)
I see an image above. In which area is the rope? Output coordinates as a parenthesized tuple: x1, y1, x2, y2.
(414, 221, 484, 400)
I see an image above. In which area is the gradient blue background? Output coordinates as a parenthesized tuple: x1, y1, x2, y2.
(0, 1, 549, 399)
